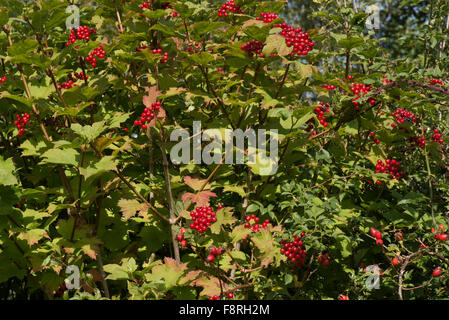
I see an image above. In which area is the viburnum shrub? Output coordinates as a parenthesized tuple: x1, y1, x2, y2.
(0, 0, 448, 301)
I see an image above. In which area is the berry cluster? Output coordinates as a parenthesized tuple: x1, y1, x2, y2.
(382, 74, 390, 84)
(427, 78, 446, 86)
(370, 228, 384, 246)
(241, 40, 264, 58)
(66, 26, 96, 46)
(140, 0, 151, 10)
(189, 205, 221, 233)
(280, 233, 307, 267)
(369, 131, 380, 145)
(152, 48, 169, 63)
(0, 76, 6, 84)
(176, 228, 188, 247)
(314, 102, 330, 127)
(375, 159, 404, 180)
(136, 44, 148, 52)
(338, 294, 349, 300)
(350, 82, 374, 110)
(186, 40, 204, 53)
(256, 12, 279, 23)
(209, 295, 220, 300)
(274, 22, 314, 57)
(162, 2, 179, 17)
(207, 246, 224, 262)
(133, 101, 161, 130)
(409, 135, 426, 149)
(86, 45, 106, 68)
(432, 224, 447, 241)
(244, 214, 270, 232)
(217, 0, 244, 17)
(57, 72, 88, 90)
(323, 84, 336, 90)
(317, 252, 330, 266)
(432, 129, 444, 145)
(391, 108, 416, 127)
(14, 111, 31, 138)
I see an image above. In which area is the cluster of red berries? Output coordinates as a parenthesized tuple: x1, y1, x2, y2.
(209, 295, 220, 300)
(427, 78, 446, 86)
(0, 76, 6, 83)
(370, 228, 384, 246)
(432, 129, 444, 145)
(323, 84, 336, 90)
(186, 40, 204, 53)
(338, 294, 349, 300)
(176, 228, 188, 247)
(256, 12, 279, 23)
(136, 44, 148, 52)
(244, 214, 270, 232)
(44, 117, 64, 129)
(350, 82, 375, 110)
(375, 158, 404, 180)
(432, 224, 447, 241)
(217, 0, 244, 17)
(151, 48, 169, 63)
(382, 74, 390, 84)
(57, 72, 88, 90)
(140, 0, 151, 10)
(317, 252, 330, 266)
(274, 22, 314, 57)
(280, 233, 307, 267)
(66, 26, 96, 46)
(206, 246, 224, 262)
(409, 135, 426, 149)
(369, 131, 380, 144)
(14, 111, 31, 138)
(85, 45, 106, 68)
(391, 108, 416, 127)
(188, 205, 222, 233)
(241, 40, 264, 58)
(162, 2, 179, 17)
(133, 101, 161, 130)
(314, 102, 330, 127)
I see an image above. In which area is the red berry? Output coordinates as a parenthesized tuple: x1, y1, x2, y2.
(433, 268, 442, 277)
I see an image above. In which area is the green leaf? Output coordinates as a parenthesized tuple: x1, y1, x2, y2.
(338, 37, 365, 50)
(80, 156, 117, 180)
(263, 34, 292, 57)
(41, 148, 79, 166)
(209, 207, 237, 234)
(146, 257, 187, 289)
(192, 21, 227, 36)
(71, 121, 106, 142)
(7, 39, 39, 56)
(103, 264, 129, 281)
(230, 224, 251, 243)
(0, 157, 18, 186)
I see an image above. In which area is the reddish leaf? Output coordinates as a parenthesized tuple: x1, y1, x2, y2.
(182, 191, 217, 207)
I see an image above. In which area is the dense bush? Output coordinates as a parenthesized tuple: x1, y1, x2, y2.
(0, 0, 449, 300)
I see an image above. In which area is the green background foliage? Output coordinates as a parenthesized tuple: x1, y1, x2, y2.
(0, 0, 448, 300)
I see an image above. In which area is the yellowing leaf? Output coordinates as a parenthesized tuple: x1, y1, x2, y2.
(18, 229, 49, 246)
(118, 198, 149, 220)
(182, 191, 217, 207)
(146, 257, 187, 289)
